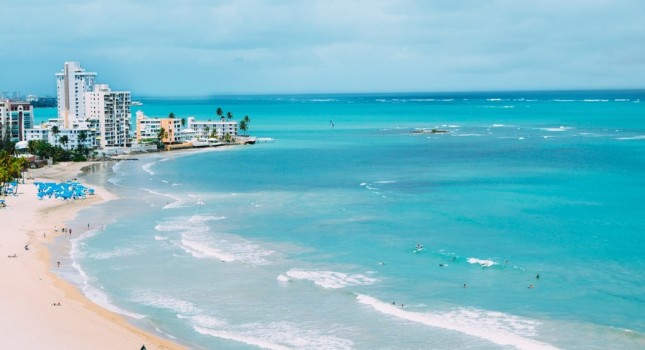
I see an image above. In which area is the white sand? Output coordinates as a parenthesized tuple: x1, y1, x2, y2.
(0, 162, 184, 350)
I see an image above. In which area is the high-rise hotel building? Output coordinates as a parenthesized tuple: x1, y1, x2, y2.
(86, 84, 131, 148)
(56, 62, 96, 128)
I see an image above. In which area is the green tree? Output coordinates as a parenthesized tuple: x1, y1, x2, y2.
(157, 127, 168, 142)
(0, 151, 27, 202)
(216, 107, 224, 120)
(226, 111, 234, 120)
(59, 135, 69, 150)
(181, 118, 186, 128)
(51, 125, 60, 146)
(168, 112, 175, 119)
(203, 126, 210, 139)
(78, 130, 88, 145)
(239, 119, 248, 135)
(242, 115, 251, 135)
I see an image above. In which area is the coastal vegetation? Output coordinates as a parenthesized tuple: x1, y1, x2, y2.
(0, 151, 27, 196)
(27, 139, 93, 162)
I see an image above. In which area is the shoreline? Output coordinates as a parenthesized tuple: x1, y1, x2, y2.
(0, 161, 185, 350)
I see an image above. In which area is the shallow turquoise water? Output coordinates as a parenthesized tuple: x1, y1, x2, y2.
(56, 91, 644, 349)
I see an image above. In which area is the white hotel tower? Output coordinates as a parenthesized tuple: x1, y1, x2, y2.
(56, 62, 96, 128)
(86, 84, 131, 148)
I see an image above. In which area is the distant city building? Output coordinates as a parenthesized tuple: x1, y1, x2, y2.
(0, 100, 34, 141)
(135, 111, 184, 144)
(56, 62, 96, 128)
(86, 84, 131, 148)
(186, 117, 237, 139)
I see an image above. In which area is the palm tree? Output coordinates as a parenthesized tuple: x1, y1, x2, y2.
(51, 125, 60, 146)
(242, 115, 251, 135)
(59, 135, 69, 150)
(78, 130, 88, 145)
(157, 127, 168, 143)
(168, 112, 175, 119)
(239, 119, 248, 135)
(227, 111, 234, 120)
(210, 128, 217, 139)
(203, 126, 210, 139)
(216, 107, 224, 120)
(181, 118, 186, 128)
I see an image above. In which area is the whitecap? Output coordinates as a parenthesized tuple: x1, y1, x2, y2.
(141, 162, 156, 175)
(467, 258, 496, 267)
(180, 230, 273, 265)
(131, 290, 201, 315)
(276, 274, 290, 282)
(195, 321, 353, 350)
(616, 135, 645, 140)
(539, 126, 571, 132)
(91, 247, 139, 260)
(286, 268, 378, 289)
(356, 294, 558, 350)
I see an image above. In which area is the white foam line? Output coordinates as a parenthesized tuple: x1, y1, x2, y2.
(68, 232, 145, 320)
(356, 294, 559, 350)
(142, 162, 156, 175)
(194, 327, 290, 350)
(616, 135, 645, 140)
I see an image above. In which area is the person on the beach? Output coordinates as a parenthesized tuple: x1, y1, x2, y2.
(141, 345, 146, 350)
(57, 261, 60, 268)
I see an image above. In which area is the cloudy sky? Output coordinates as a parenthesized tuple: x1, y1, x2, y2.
(1, 0, 643, 96)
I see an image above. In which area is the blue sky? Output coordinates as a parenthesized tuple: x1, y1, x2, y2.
(1, 0, 644, 96)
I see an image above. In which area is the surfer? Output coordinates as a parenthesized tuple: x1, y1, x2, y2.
(536, 273, 540, 279)
(439, 263, 446, 267)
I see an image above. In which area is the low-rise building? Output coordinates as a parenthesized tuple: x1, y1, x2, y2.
(186, 117, 237, 140)
(135, 111, 184, 144)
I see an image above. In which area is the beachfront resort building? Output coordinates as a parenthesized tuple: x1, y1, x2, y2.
(24, 118, 97, 150)
(0, 100, 34, 142)
(135, 111, 185, 144)
(186, 117, 237, 140)
(56, 62, 96, 128)
(85, 84, 132, 148)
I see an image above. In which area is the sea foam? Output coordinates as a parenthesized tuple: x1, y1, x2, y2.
(467, 258, 496, 267)
(356, 294, 559, 350)
(285, 269, 378, 289)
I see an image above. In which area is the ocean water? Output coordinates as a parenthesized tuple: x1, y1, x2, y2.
(53, 91, 645, 349)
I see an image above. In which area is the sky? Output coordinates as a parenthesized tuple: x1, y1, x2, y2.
(1, 0, 644, 97)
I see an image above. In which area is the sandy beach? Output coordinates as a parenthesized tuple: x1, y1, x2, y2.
(0, 161, 184, 350)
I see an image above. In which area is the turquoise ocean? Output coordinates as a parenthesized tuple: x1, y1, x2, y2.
(44, 91, 645, 349)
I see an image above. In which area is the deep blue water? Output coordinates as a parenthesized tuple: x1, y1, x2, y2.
(53, 90, 644, 349)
